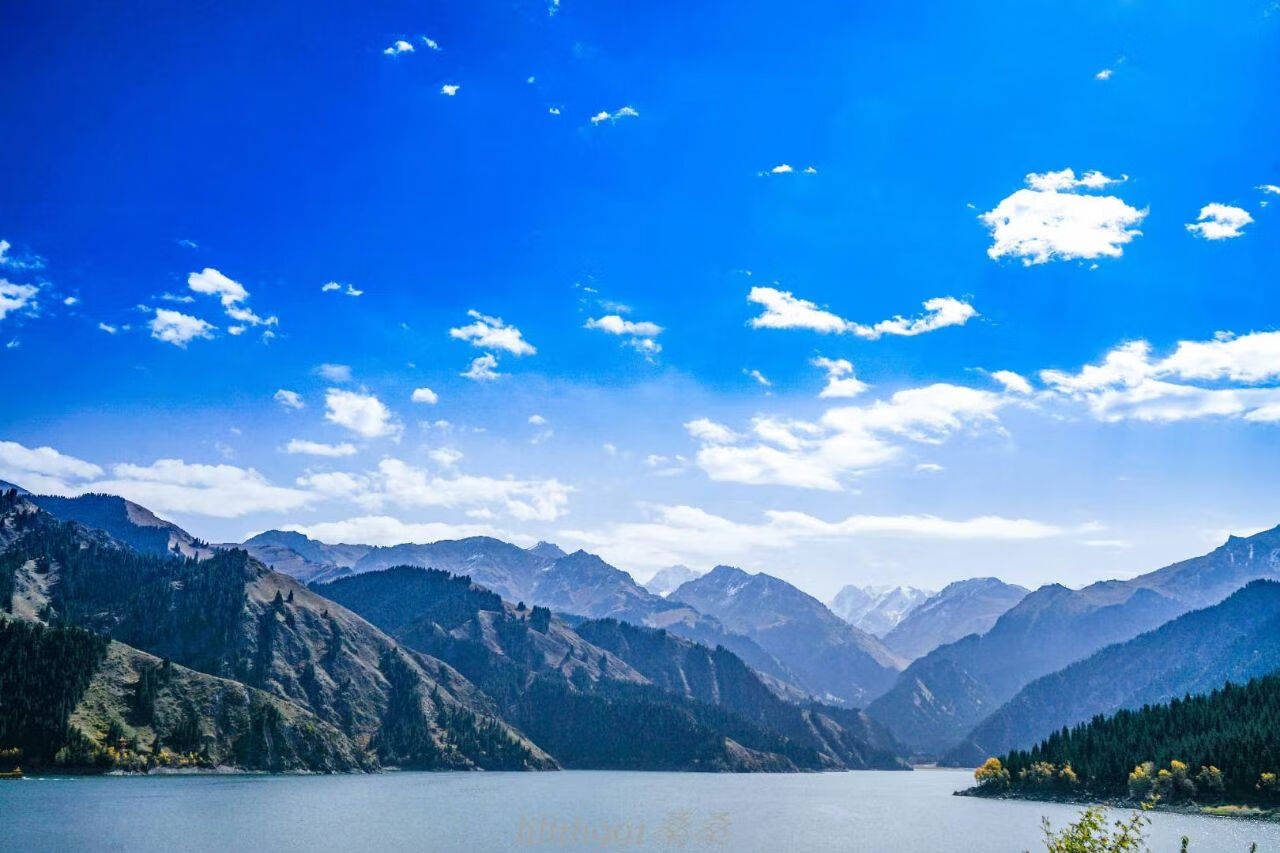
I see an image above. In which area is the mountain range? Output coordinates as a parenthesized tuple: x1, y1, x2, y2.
(827, 584, 933, 637)
(671, 566, 905, 706)
(867, 525, 1280, 758)
(0, 485, 906, 773)
(881, 577, 1029, 662)
(947, 578, 1280, 765)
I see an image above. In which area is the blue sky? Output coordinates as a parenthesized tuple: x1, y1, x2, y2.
(2, 0, 1278, 597)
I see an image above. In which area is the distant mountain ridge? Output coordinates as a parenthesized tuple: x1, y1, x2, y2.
(828, 585, 934, 637)
(867, 526, 1280, 758)
(946, 578, 1280, 765)
(881, 577, 1028, 662)
(645, 565, 701, 597)
(672, 566, 904, 706)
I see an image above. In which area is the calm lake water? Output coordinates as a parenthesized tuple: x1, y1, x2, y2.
(2, 767, 1277, 852)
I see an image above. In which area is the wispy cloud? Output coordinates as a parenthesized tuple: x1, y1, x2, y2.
(747, 287, 976, 339)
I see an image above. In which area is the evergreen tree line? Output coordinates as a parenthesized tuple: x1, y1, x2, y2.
(979, 674, 1280, 803)
(0, 619, 108, 763)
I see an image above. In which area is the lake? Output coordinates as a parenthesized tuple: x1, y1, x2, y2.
(1, 768, 1276, 852)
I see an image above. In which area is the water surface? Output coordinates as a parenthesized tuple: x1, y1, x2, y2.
(2, 768, 1276, 852)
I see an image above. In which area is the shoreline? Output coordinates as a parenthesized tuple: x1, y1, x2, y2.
(957, 788, 1280, 823)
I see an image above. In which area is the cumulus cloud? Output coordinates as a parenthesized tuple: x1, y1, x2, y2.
(990, 370, 1033, 394)
(584, 314, 663, 359)
(0, 280, 39, 321)
(91, 459, 314, 518)
(747, 287, 976, 339)
(324, 389, 401, 438)
(274, 389, 305, 410)
(462, 353, 501, 381)
(441, 84, 460, 96)
(411, 387, 439, 404)
(188, 268, 277, 329)
(314, 363, 353, 383)
(1039, 330, 1280, 422)
(686, 384, 1009, 490)
(383, 39, 414, 56)
(684, 418, 742, 444)
(811, 357, 869, 398)
(285, 439, 357, 457)
(298, 457, 572, 522)
(1185, 204, 1253, 240)
(0, 440, 104, 494)
(150, 308, 214, 347)
(450, 310, 536, 356)
(745, 369, 772, 387)
(322, 282, 363, 296)
(98, 322, 118, 334)
(1095, 68, 1113, 80)
(980, 169, 1146, 264)
(559, 504, 1080, 572)
(590, 106, 638, 124)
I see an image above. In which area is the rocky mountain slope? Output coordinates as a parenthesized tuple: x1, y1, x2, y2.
(672, 566, 904, 706)
(867, 526, 1280, 758)
(0, 489, 553, 772)
(315, 566, 906, 771)
(946, 579, 1280, 765)
(881, 578, 1028, 662)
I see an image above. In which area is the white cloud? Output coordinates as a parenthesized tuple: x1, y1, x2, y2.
(686, 383, 1008, 490)
(811, 357, 869, 398)
(324, 389, 401, 438)
(0, 440, 104, 494)
(450, 309, 536, 356)
(315, 363, 353, 383)
(285, 439, 357, 457)
(0, 280, 39, 321)
(282, 516, 521, 548)
(559, 504, 1078, 572)
(428, 447, 463, 468)
(745, 369, 772, 387)
(528, 414, 548, 425)
(383, 39, 414, 56)
(188, 267, 246, 306)
(584, 315, 662, 337)
(1039, 330, 1280, 423)
(915, 463, 944, 473)
(0, 240, 44, 271)
(684, 418, 742, 444)
(1185, 203, 1253, 240)
(411, 387, 439, 404)
(307, 458, 572, 522)
(422, 36, 441, 51)
(188, 268, 277, 329)
(94, 459, 314, 518)
(274, 389, 305, 410)
(980, 169, 1146, 264)
(462, 353, 502, 381)
(770, 164, 793, 174)
(747, 287, 975, 339)
(990, 370, 1033, 394)
(584, 314, 663, 360)
(441, 84, 460, 96)
(149, 308, 214, 347)
(63, 296, 79, 306)
(1095, 68, 1113, 80)
(590, 105, 638, 124)
(747, 287, 848, 333)
(322, 281, 363, 297)
(98, 322, 118, 334)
